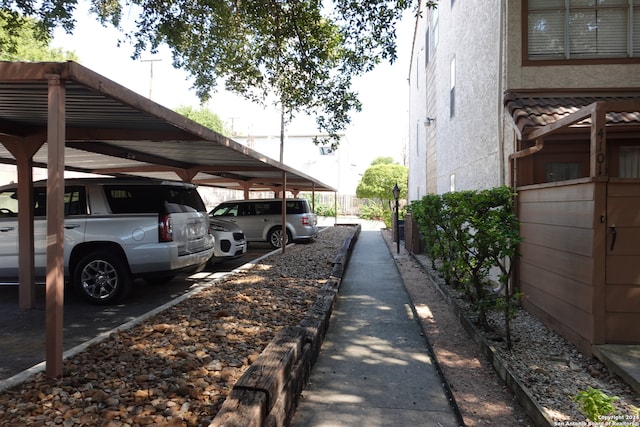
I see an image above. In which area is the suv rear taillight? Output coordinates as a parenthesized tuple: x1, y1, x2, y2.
(301, 214, 310, 226)
(159, 214, 173, 242)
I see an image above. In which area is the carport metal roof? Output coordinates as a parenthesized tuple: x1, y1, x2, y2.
(0, 61, 336, 193)
(0, 61, 335, 380)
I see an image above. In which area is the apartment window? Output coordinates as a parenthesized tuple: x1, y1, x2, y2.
(545, 162, 582, 182)
(619, 146, 640, 177)
(450, 57, 456, 118)
(527, 0, 640, 61)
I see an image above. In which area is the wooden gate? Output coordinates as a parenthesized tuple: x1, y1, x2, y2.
(605, 180, 640, 343)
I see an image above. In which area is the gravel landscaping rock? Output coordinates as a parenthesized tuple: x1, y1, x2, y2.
(0, 226, 354, 427)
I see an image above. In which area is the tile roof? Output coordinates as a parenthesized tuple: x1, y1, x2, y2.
(504, 92, 640, 137)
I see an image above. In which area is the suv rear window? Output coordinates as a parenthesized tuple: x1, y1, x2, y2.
(105, 185, 206, 214)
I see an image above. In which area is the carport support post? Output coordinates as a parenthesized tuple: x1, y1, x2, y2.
(1, 137, 44, 309)
(45, 75, 66, 378)
(281, 172, 287, 253)
(279, 109, 287, 253)
(334, 192, 337, 225)
(16, 154, 36, 309)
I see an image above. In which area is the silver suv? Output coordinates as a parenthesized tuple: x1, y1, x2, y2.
(209, 198, 318, 248)
(0, 178, 214, 304)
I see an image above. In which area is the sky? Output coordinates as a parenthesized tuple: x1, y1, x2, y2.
(51, 3, 414, 193)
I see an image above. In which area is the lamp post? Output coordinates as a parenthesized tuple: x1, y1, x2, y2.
(392, 183, 400, 254)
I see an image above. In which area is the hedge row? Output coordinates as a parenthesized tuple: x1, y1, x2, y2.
(408, 186, 522, 349)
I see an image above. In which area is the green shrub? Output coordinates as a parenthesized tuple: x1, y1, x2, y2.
(300, 194, 338, 217)
(382, 209, 393, 229)
(315, 203, 336, 217)
(358, 204, 384, 221)
(408, 186, 521, 349)
(573, 387, 619, 422)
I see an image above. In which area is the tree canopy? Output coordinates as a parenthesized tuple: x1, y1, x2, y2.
(371, 156, 396, 166)
(174, 105, 229, 135)
(356, 157, 408, 201)
(0, 11, 77, 61)
(0, 0, 436, 149)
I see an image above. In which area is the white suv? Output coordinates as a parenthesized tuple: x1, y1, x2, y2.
(209, 198, 318, 248)
(0, 178, 214, 304)
(208, 218, 247, 263)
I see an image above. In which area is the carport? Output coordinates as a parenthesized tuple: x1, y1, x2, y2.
(0, 61, 335, 377)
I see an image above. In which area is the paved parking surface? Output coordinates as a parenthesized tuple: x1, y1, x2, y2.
(0, 242, 275, 382)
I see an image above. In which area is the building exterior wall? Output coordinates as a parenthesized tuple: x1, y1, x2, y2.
(233, 134, 361, 195)
(407, 7, 429, 201)
(410, 0, 640, 201)
(408, 0, 504, 200)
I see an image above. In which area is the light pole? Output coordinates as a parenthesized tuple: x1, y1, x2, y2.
(392, 183, 400, 254)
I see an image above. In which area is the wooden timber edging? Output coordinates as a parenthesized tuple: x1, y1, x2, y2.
(210, 224, 362, 427)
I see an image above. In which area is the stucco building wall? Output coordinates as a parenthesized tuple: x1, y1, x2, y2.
(409, 0, 505, 199)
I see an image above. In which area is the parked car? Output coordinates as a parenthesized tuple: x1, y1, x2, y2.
(209, 198, 318, 248)
(208, 217, 247, 264)
(0, 177, 214, 304)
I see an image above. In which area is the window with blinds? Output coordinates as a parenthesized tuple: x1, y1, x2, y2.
(527, 0, 640, 60)
(619, 146, 640, 178)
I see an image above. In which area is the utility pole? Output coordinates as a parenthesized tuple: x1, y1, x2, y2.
(140, 59, 162, 99)
(228, 116, 239, 136)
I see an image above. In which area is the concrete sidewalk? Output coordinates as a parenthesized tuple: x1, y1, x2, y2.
(291, 230, 462, 427)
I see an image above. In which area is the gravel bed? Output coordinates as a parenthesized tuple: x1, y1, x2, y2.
(416, 253, 640, 424)
(0, 225, 355, 427)
(2, 224, 638, 426)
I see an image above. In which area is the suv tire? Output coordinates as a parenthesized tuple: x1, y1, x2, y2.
(74, 250, 132, 305)
(268, 227, 292, 249)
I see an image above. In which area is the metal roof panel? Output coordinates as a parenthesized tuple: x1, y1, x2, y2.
(0, 61, 335, 193)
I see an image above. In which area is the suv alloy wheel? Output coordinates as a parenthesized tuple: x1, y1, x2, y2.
(74, 250, 132, 305)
